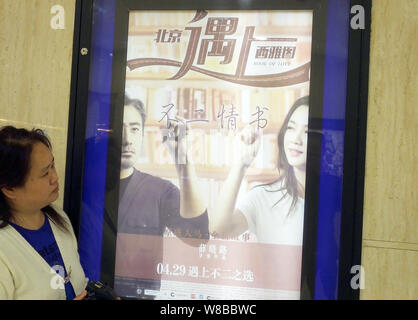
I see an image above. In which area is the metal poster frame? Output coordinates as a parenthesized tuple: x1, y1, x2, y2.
(65, 0, 371, 300)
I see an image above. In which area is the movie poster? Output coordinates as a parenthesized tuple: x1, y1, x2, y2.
(114, 9, 313, 300)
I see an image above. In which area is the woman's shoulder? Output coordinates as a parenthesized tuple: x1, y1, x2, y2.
(0, 222, 12, 237)
(46, 205, 74, 232)
(47, 205, 70, 222)
(50, 205, 68, 217)
(239, 179, 286, 206)
(250, 178, 286, 194)
(0, 220, 18, 256)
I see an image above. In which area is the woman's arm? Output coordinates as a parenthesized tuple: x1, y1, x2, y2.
(73, 290, 87, 300)
(176, 163, 207, 219)
(0, 258, 14, 300)
(208, 165, 249, 238)
(208, 126, 261, 238)
(163, 117, 207, 219)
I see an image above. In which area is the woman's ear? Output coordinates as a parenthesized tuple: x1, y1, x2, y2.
(1, 187, 17, 200)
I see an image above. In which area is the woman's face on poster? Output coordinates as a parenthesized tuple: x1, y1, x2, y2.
(283, 105, 309, 170)
(121, 104, 143, 170)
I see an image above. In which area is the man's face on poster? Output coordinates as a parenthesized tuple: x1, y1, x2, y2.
(121, 104, 144, 170)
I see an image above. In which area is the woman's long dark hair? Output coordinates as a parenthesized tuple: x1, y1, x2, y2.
(256, 96, 309, 216)
(0, 126, 68, 231)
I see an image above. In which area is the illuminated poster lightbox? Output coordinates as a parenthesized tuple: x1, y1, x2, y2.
(65, 0, 371, 300)
(116, 9, 312, 300)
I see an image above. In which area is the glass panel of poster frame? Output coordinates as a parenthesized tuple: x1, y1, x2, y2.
(65, 0, 371, 300)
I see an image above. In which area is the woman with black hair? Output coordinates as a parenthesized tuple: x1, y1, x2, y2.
(0, 126, 88, 299)
(209, 96, 309, 246)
